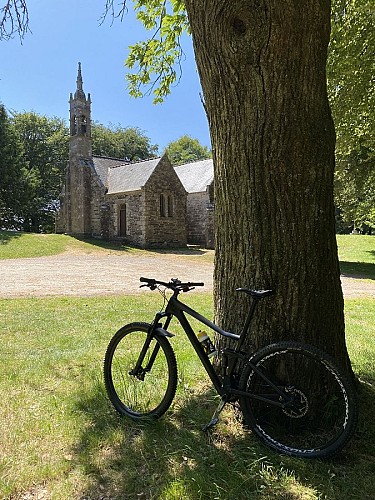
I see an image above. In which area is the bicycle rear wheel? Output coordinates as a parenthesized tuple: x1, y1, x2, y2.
(104, 322, 177, 419)
(239, 341, 358, 458)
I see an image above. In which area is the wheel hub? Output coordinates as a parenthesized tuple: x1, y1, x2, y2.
(282, 386, 309, 418)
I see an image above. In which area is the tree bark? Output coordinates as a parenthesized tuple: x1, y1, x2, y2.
(184, 0, 351, 371)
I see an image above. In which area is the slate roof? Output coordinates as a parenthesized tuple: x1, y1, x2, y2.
(92, 156, 129, 187)
(174, 159, 214, 194)
(106, 158, 161, 195)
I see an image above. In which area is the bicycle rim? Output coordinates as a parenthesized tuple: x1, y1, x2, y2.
(239, 342, 357, 458)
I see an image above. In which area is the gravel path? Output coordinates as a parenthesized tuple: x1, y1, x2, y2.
(0, 252, 214, 298)
(0, 252, 374, 298)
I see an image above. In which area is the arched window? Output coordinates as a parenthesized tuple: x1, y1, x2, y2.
(80, 116, 87, 135)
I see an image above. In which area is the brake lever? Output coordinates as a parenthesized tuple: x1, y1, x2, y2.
(140, 284, 157, 290)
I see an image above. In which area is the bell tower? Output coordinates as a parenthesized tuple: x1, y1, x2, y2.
(66, 62, 92, 236)
(69, 62, 92, 157)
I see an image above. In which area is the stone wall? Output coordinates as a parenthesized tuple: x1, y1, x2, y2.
(144, 156, 187, 248)
(186, 191, 210, 246)
(89, 165, 109, 239)
(107, 192, 146, 247)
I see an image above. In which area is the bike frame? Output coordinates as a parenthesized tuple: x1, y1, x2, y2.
(149, 293, 286, 405)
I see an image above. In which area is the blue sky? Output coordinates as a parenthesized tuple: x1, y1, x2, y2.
(0, 0, 211, 152)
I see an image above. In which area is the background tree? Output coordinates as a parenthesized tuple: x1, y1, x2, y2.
(1, 109, 158, 232)
(328, 0, 374, 232)
(91, 122, 158, 160)
(11, 111, 69, 232)
(0, 104, 26, 228)
(165, 135, 211, 165)
(334, 144, 375, 232)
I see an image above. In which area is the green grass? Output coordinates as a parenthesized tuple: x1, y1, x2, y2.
(0, 231, 213, 261)
(0, 231, 373, 498)
(0, 231, 115, 259)
(1, 293, 374, 499)
(337, 234, 375, 279)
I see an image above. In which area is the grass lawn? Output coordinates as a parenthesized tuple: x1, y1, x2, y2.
(337, 234, 375, 279)
(0, 231, 373, 498)
(0, 231, 139, 259)
(1, 294, 374, 499)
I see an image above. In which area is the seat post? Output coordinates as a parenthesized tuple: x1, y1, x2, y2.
(236, 296, 260, 352)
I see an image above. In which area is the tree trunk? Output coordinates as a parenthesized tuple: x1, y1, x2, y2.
(184, 0, 352, 372)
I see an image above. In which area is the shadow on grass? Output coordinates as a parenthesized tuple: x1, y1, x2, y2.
(340, 261, 375, 280)
(0, 230, 22, 245)
(72, 236, 210, 256)
(71, 377, 375, 500)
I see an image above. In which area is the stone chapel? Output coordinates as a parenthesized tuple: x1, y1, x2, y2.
(56, 63, 215, 248)
(56, 63, 188, 248)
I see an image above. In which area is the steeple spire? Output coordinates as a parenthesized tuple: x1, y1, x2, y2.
(69, 62, 92, 141)
(77, 62, 83, 89)
(74, 62, 86, 99)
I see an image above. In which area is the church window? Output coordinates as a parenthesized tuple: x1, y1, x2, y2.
(160, 194, 166, 217)
(81, 116, 87, 135)
(160, 194, 174, 218)
(72, 116, 77, 135)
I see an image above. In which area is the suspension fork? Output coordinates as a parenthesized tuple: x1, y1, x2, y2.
(130, 312, 172, 379)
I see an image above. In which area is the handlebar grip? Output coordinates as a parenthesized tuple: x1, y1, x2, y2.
(140, 277, 154, 283)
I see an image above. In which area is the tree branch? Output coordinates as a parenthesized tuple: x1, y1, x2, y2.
(0, 0, 30, 41)
(99, 0, 128, 26)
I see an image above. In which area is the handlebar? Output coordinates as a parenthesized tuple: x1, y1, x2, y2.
(140, 277, 204, 293)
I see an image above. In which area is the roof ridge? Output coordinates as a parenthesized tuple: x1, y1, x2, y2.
(174, 158, 213, 168)
(92, 155, 129, 162)
(93, 155, 160, 166)
(128, 156, 161, 164)
(109, 156, 161, 170)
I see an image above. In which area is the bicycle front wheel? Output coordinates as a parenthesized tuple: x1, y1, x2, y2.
(104, 322, 177, 419)
(239, 341, 358, 459)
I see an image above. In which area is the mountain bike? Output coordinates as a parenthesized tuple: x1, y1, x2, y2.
(103, 277, 358, 459)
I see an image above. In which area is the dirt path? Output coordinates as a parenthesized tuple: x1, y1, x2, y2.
(0, 252, 374, 298)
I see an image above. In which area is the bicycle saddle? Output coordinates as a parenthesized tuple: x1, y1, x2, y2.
(236, 288, 275, 298)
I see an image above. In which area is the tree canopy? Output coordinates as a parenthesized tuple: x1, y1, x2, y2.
(328, 0, 374, 231)
(10, 111, 69, 232)
(1, 1, 372, 232)
(91, 122, 158, 161)
(0, 0, 29, 41)
(164, 135, 211, 165)
(0, 104, 25, 227)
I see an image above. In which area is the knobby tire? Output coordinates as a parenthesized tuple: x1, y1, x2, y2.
(239, 341, 358, 459)
(104, 322, 177, 419)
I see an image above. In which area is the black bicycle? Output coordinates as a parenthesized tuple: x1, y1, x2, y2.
(104, 277, 358, 459)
